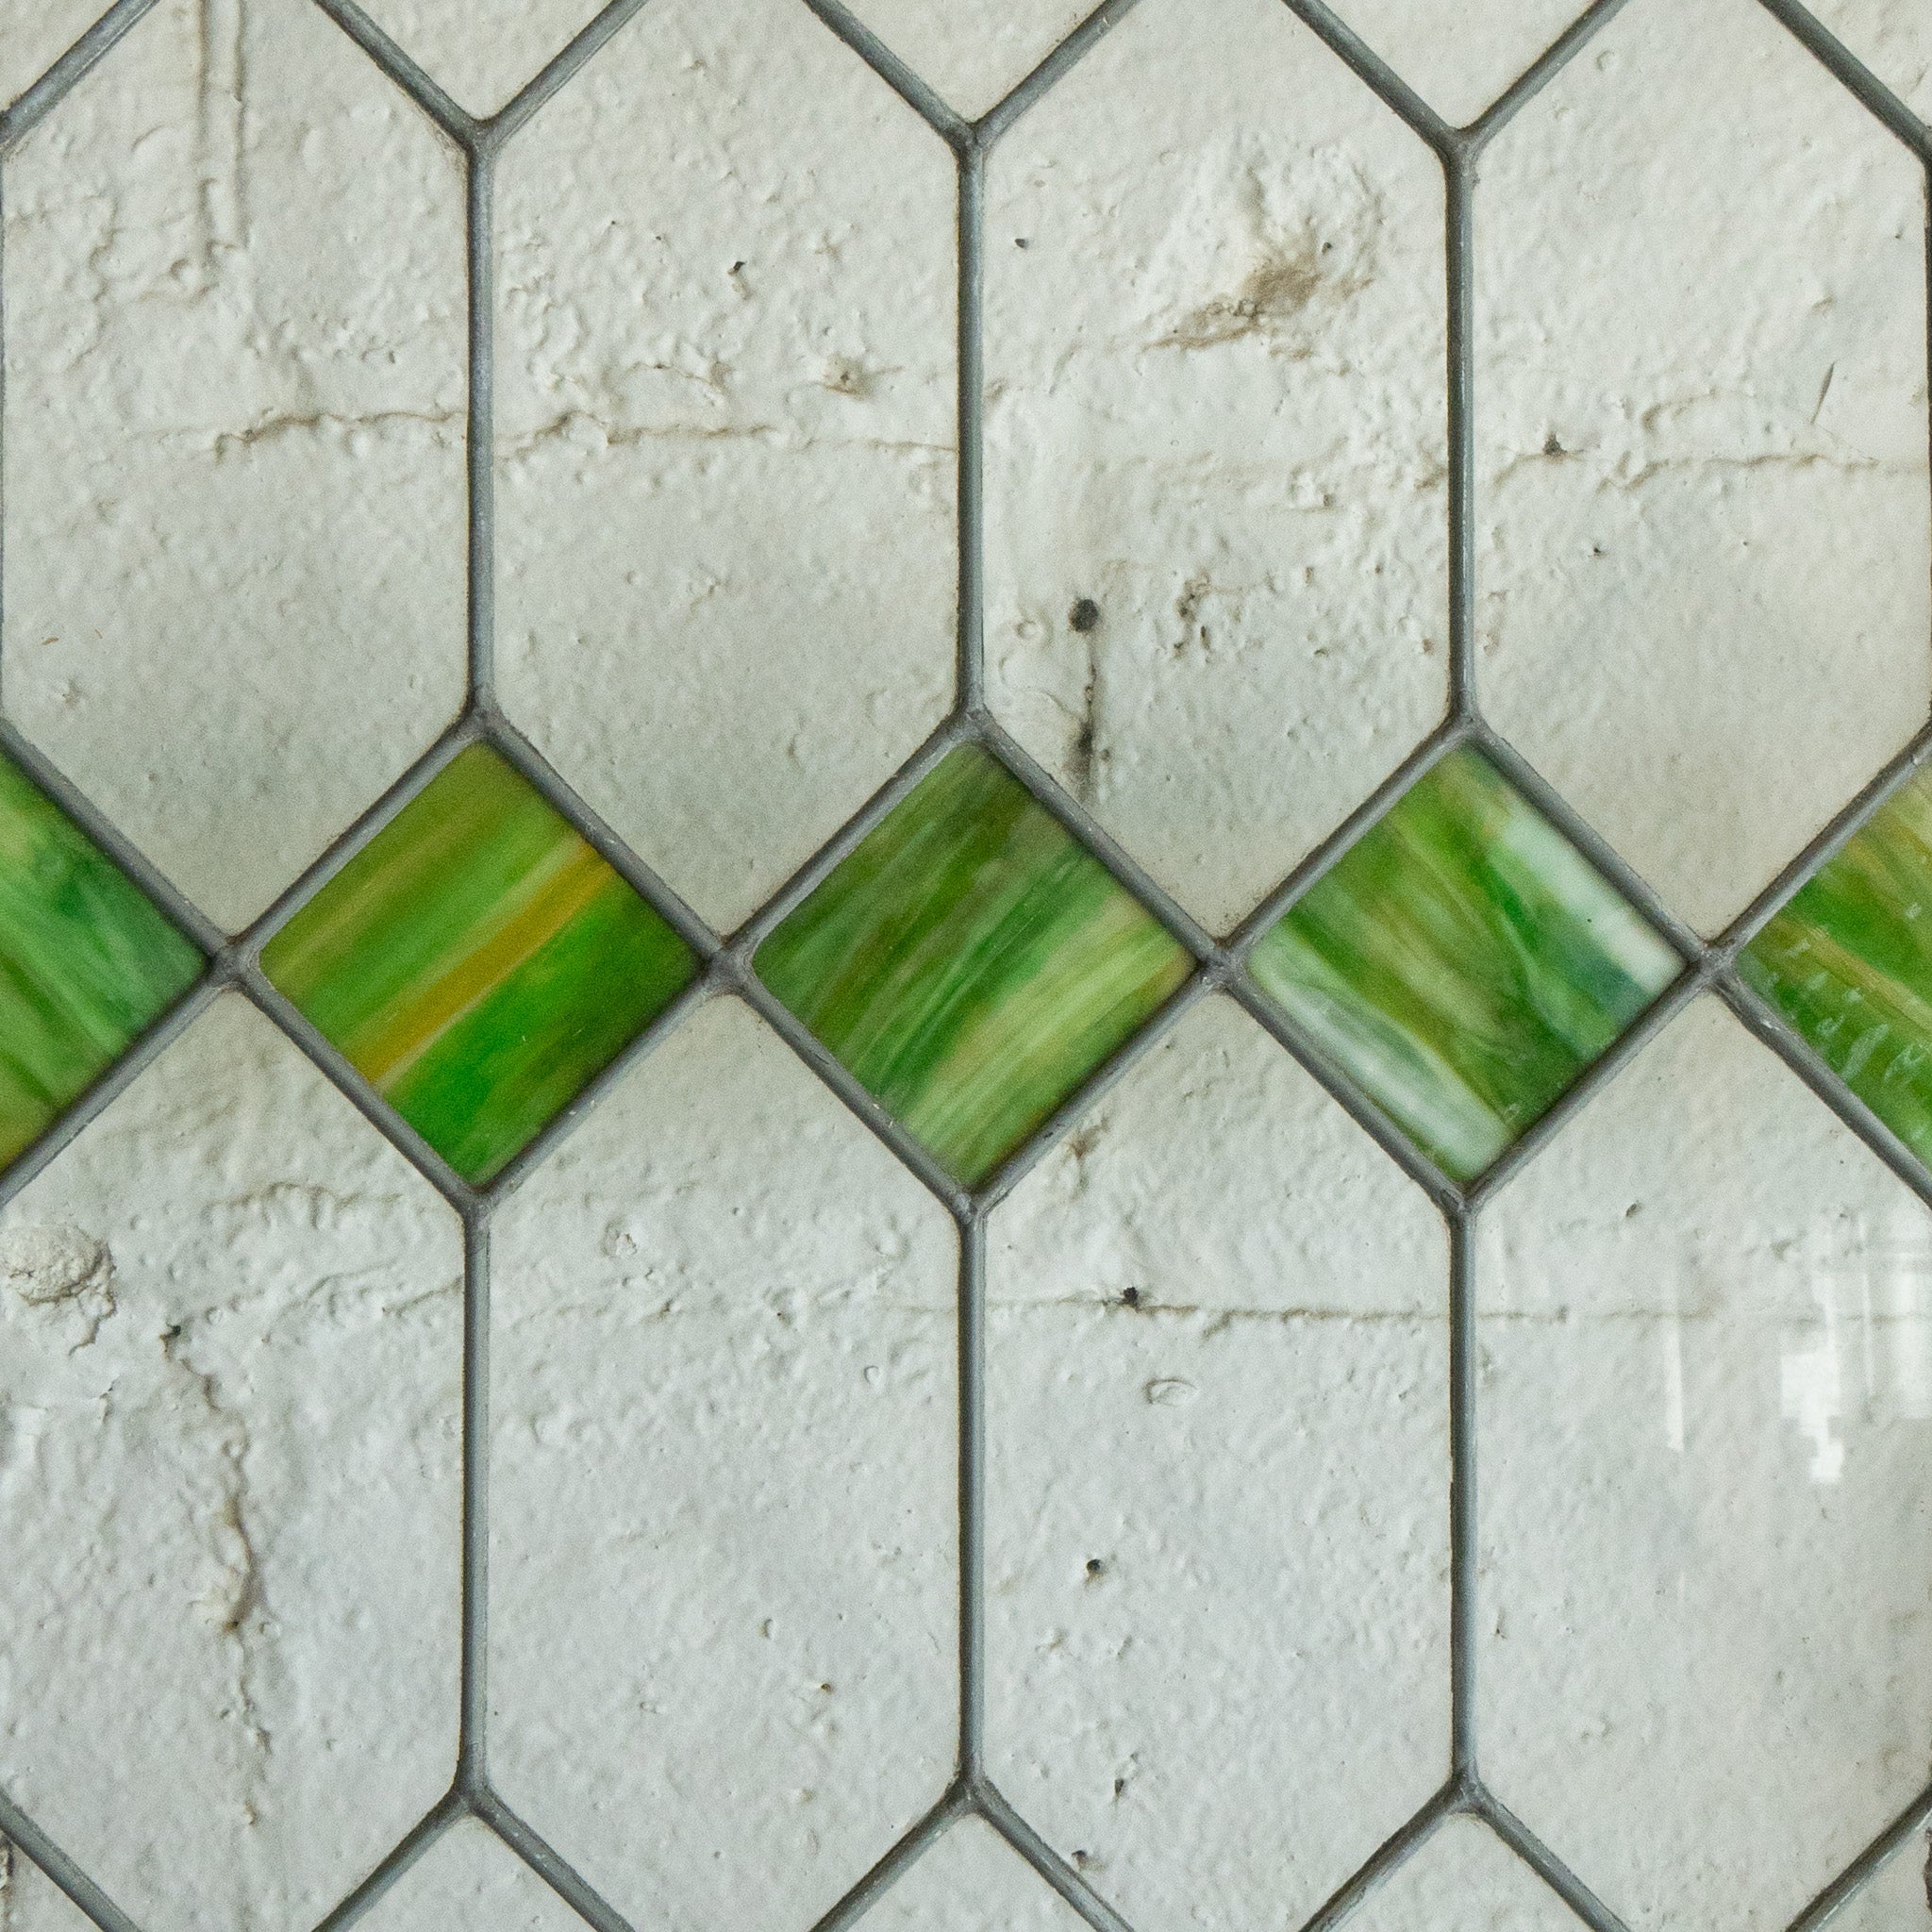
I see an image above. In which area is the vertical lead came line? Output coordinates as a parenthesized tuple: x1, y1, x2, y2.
(1448, 1205, 1478, 1787)
(955, 141, 986, 720)
(954, 109, 991, 1790)
(467, 143, 497, 709)
(458, 128, 496, 1799)
(458, 1211, 491, 1794)
(1444, 132, 1482, 1795)
(1443, 146, 1476, 723)
(958, 1211, 988, 1788)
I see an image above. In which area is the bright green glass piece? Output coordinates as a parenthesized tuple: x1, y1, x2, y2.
(1740, 770, 1932, 1167)
(1248, 747, 1679, 1182)
(756, 744, 1191, 1187)
(263, 743, 697, 1185)
(0, 752, 201, 1169)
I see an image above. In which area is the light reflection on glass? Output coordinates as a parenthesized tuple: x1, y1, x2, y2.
(1776, 1202, 1932, 1484)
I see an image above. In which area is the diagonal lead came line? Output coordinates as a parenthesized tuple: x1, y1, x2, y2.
(974, 0, 1152, 148)
(1717, 970, 1932, 1219)
(975, 1782, 1140, 1932)
(486, 0, 659, 149)
(0, 1785, 145, 1932)
(1476, 1789, 1632, 1932)
(795, 0, 971, 147)
(1755, 0, 1932, 160)
(0, 972, 219, 1214)
(800, 1789, 971, 1932)
(307, 0, 477, 146)
(0, 0, 158, 152)
(1273, 0, 1450, 148)
(303, 1792, 466, 1932)
(1291, 1783, 1459, 1932)
(1783, 1780, 1932, 1932)
(471, 1788, 640, 1932)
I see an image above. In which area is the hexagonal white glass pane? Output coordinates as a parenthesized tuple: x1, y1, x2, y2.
(0, 994, 462, 1932)
(983, 0, 1449, 936)
(2, 0, 467, 933)
(489, 995, 958, 1931)
(1477, 998, 1932, 1932)
(494, 0, 956, 932)
(987, 995, 1450, 1930)
(1475, 0, 1931, 937)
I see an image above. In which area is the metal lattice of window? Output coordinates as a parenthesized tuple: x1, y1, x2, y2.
(0, 1, 1929, 1929)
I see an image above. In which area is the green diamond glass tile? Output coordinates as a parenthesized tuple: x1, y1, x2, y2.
(0, 752, 201, 1169)
(754, 743, 1192, 1188)
(1247, 746, 1680, 1182)
(1740, 769, 1932, 1167)
(261, 743, 698, 1186)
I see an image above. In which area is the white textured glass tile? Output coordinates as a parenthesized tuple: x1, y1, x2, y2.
(1, 0, 467, 933)
(0, 1, 1927, 1928)
(987, 995, 1449, 1929)
(1477, 998, 1932, 1932)
(1475, 0, 1930, 936)
(494, 0, 956, 932)
(489, 995, 958, 1932)
(983, 0, 1448, 937)
(0, 994, 462, 1932)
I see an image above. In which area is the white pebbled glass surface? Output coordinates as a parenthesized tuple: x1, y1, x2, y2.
(1475, 0, 1930, 938)
(488, 996, 958, 1932)
(984, 0, 1448, 937)
(0, 996, 462, 1932)
(493, 0, 955, 933)
(987, 995, 1450, 1930)
(0, 2, 1927, 1930)
(1477, 998, 1932, 1932)
(2, 0, 467, 934)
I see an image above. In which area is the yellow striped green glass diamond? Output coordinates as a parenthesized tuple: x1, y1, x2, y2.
(0, 751, 201, 1169)
(263, 744, 697, 1185)
(755, 744, 1191, 1187)
(1248, 747, 1680, 1182)
(1741, 769, 1932, 1166)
